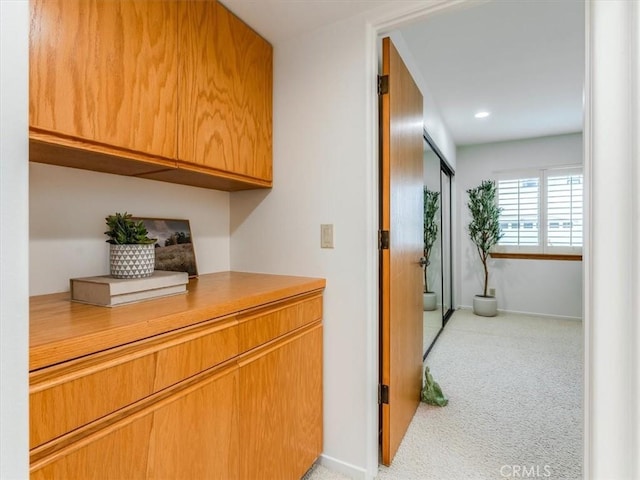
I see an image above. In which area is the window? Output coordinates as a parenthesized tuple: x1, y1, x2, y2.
(494, 167, 583, 255)
(546, 170, 583, 249)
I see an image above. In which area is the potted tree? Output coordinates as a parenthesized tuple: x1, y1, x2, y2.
(466, 180, 503, 316)
(423, 187, 440, 311)
(105, 212, 157, 279)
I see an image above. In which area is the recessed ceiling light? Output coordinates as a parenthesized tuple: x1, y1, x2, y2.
(475, 111, 491, 119)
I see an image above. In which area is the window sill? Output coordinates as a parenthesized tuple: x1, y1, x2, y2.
(490, 253, 583, 261)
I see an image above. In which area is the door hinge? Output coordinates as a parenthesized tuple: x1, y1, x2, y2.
(379, 384, 389, 404)
(379, 230, 390, 250)
(377, 75, 389, 95)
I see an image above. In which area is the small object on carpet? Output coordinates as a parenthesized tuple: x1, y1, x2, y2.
(421, 366, 448, 406)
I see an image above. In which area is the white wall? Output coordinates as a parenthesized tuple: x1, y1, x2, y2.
(230, 15, 374, 477)
(587, 1, 640, 476)
(456, 133, 583, 318)
(29, 164, 231, 295)
(0, 1, 29, 478)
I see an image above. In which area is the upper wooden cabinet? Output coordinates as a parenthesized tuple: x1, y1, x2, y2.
(29, 0, 178, 161)
(178, 1, 273, 182)
(29, 0, 273, 191)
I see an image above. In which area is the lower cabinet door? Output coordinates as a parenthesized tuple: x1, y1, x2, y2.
(146, 366, 239, 480)
(238, 323, 323, 480)
(31, 365, 239, 480)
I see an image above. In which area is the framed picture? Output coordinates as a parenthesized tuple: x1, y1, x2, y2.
(133, 218, 198, 277)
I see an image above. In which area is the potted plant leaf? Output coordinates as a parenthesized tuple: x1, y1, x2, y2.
(105, 212, 157, 279)
(423, 187, 440, 311)
(466, 180, 503, 316)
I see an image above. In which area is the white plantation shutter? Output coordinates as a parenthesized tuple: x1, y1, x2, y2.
(546, 168, 583, 252)
(496, 175, 540, 252)
(492, 166, 583, 255)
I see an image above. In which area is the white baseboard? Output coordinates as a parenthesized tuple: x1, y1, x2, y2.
(318, 453, 369, 480)
(456, 305, 582, 321)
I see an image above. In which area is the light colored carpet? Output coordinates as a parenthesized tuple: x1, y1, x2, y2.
(306, 308, 583, 480)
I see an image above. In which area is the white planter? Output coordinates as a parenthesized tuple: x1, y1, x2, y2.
(473, 295, 497, 317)
(423, 292, 437, 311)
(109, 244, 155, 279)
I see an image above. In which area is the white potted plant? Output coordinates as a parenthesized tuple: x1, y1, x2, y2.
(466, 180, 503, 316)
(105, 212, 157, 279)
(423, 188, 440, 311)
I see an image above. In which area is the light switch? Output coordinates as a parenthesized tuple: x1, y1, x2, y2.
(321, 224, 334, 249)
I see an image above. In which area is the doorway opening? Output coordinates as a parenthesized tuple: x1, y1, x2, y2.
(374, 0, 585, 474)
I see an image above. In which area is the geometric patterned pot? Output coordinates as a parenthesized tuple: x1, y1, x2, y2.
(109, 244, 155, 279)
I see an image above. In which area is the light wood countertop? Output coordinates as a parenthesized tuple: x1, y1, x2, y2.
(30, 271, 325, 371)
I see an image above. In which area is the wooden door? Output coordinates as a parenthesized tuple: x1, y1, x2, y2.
(379, 37, 424, 466)
(29, 0, 178, 159)
(178, 0, 273, 182)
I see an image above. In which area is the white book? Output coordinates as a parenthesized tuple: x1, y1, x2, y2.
(70, 270, 189, 307)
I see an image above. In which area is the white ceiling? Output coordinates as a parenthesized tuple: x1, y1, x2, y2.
(221, 0, 585, 147)
(220, 0, 398, 43)
(397, 0, 585, 146)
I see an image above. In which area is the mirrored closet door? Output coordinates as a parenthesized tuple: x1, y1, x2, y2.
(423, 130, 455, 359)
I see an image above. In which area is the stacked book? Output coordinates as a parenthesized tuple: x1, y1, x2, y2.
(70, 270, 189, 307)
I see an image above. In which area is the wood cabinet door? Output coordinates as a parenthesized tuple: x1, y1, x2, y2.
(147, 366, 239, 480)
(29, 0, 178, 159)
(31, 415, 153, 480)
(31, 365, 239, 480)
(238, 324, 323, 479)
(178, 0, 273, 182)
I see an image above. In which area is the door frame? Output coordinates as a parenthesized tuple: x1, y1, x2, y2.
(364, 2, 608, 479)
(366, 4, 467, 476)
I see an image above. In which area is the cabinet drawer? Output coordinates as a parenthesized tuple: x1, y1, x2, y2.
(31, 364, 239, 480)
(237, 293, 322, 352)
(30, 317, 237, 449)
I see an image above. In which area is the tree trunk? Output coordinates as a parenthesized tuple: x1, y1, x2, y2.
(482, 255, 489, 297)
(423, 265, 428, 293)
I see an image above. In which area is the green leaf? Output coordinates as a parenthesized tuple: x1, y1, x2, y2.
(104, 212, 157, 245)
